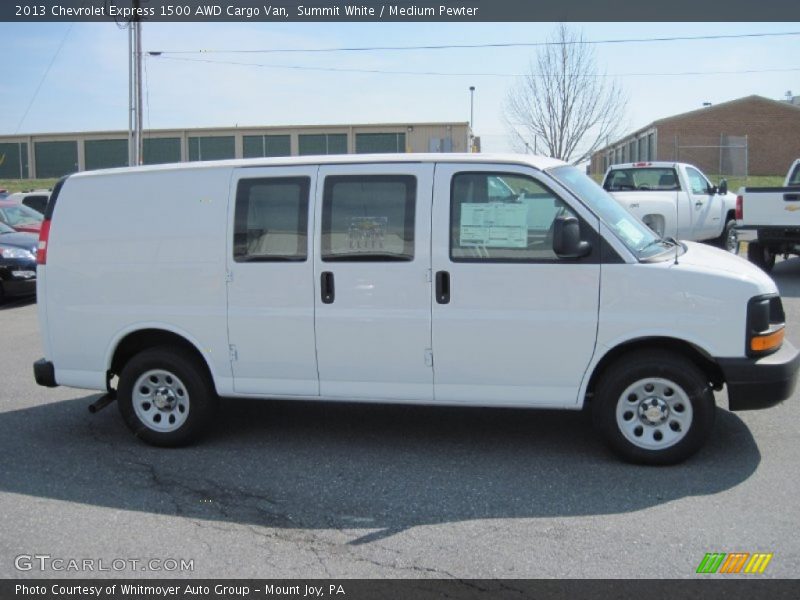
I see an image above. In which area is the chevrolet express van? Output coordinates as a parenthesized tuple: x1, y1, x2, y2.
(33, 154, 799, 464)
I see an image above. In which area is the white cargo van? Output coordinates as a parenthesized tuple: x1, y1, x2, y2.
(33, 154, 799, 464)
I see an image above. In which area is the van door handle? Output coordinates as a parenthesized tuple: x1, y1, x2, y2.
(784, 193, 800, 202)
(435, 271, 450, 304)
(321, 271, 335, 304)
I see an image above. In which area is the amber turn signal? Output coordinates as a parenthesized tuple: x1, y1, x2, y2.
(750, 328, 784, 353)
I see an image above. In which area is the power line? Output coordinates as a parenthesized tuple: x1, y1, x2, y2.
(148, 31, 800, 56)
(151, 55, 800, 79)
(14, 23, 74, 134)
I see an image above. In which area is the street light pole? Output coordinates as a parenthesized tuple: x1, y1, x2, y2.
(469, 86, 475, 152)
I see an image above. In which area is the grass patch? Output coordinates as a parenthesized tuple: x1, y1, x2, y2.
(706, 175, 784, 191)
(0, 179, 59, 193)
(590, 173, 785, 190)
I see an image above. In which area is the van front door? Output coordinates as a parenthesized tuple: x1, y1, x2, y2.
(431, 164, 600, 407)
(227, 166, 319, 396)
(313, 164, 434, 401)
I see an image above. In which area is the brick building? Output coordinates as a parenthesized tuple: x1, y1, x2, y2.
(590, 95, 800, 176)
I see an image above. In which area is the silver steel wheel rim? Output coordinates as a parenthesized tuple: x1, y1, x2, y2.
(132, 369, 190, 433)
(726, 226, 739, 253)
(615, 377, 693, 450)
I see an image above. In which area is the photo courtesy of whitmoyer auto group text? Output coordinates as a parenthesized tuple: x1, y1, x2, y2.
(1, 0, 800, 598)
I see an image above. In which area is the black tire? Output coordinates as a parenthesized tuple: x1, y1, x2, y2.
(117, 346, 218, 447)
(715, 219, 739, 254)
(0, 282, 5, 305)
(747, 241, 776, 273)
(592, 350, 716, 465)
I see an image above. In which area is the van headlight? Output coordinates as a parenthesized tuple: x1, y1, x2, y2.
(747, 295, 786, 357)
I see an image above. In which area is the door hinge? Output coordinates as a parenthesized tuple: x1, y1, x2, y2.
(226, 269, 234, 283)
(229, 345, 238, 362)
(424, 348, 434, 367)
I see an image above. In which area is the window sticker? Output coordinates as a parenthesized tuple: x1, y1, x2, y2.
(460, 203, 528, 248)
(616, 218, 646, 246)
(347, 216, 388, 250)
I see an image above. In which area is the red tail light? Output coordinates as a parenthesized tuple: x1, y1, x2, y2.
(37, 219, 51, 264)
(736, 195, 743, 221)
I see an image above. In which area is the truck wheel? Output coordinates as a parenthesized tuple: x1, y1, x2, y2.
(117, 346, 218, 447)
(717, 219, 739, 254)
(592, 351, 716, 465)
(747, 241, 776, 273)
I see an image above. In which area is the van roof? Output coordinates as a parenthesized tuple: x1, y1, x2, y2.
(66, 153, 568, 179)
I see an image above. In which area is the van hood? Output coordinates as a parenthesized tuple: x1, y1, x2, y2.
(674, 241, 777, 293)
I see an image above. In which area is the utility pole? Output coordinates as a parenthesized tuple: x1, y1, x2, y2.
(128, 0, 143, 166)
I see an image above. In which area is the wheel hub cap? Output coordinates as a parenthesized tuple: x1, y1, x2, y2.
(639, 397, 669, 425)
(153, 387, 177, 410)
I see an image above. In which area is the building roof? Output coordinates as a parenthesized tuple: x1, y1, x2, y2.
(0, 121, 470, 141)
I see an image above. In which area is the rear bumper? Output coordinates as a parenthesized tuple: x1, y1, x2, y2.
(718, 342, 800, 411)
(33, 358, 58, 388)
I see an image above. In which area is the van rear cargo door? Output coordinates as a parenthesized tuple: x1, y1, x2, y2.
(227, 166, 320, 396)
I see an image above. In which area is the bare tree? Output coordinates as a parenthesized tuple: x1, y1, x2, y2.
(504, 24, 626, 164)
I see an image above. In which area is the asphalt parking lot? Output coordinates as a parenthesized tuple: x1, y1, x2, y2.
(2, 259, 800, 579)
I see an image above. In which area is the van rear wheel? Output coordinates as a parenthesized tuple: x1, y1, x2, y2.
(592, 351, 715, 465)
(117, 346, 217, 446)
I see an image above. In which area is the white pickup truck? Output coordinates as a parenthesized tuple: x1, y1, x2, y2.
(602, 162, 738, 253)
(737, 159, 800, 272)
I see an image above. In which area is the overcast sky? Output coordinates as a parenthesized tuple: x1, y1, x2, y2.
(0, 21, 797, 152)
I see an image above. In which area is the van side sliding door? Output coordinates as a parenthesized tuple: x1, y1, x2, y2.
(227, 166, 320, 396)
(313, 163, 435, 401)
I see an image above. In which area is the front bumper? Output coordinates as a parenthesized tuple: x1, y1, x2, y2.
(1, 277, 36, 297)
(718, 341, 800, 411)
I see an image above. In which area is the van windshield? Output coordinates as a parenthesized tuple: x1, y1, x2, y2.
(547, 165, 679, 260)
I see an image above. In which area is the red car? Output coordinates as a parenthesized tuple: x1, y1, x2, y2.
(0, 200, 43, 234)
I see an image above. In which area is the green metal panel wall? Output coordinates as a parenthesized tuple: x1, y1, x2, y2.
(355, 133, 406, 154)
(84, 139, 128, 171)
(143, 138, 181, 165)
(0, 143, 29, 179)
(298, 134, 347, 155)
(34, 141, 78, 178)
(188, 136, 235, 161)
(243, 135, 291, 158)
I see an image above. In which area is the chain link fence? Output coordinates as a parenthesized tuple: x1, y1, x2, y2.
(673, 134, 748, 177)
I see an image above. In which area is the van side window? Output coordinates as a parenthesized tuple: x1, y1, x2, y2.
(450, 172, 574, 262)
(322, 175, 416, 262)
(233, 177, 310, 262)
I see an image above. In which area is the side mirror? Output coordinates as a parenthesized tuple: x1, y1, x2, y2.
(553, 215, 591, 259)
(718, 179, 728, 195)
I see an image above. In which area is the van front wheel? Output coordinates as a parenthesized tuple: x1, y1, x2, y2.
(117, 347, 217, 446)
(593, 351, 715, 465)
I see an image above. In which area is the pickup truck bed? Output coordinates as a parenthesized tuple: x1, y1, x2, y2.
(737, 160, 800, 272)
